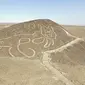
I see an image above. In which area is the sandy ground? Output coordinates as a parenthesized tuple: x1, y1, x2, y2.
(0, 57, 59, 85)
(0, 21, 85, 85)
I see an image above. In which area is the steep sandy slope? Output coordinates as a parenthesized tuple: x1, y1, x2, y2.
(48, 38, 85, 85)
(49, 38, 85, 65)
(0, 19, 85, 85)
(0, 19, 76, 85)
(0, 19, 75, 58)
(0, 19, 75, 39)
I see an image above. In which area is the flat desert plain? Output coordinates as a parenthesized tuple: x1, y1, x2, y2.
(63, 25, 85, 38)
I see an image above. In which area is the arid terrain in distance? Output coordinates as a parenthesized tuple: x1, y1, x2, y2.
(0, 19, 85, 85)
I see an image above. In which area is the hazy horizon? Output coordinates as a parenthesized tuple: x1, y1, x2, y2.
(0, 21, 85, 26)
(0, 0, 85, 25)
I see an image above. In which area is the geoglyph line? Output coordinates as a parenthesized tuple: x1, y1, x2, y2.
(51, 26, 57, 39)
(0, 46, 10, 47)
(19, 38, 31, 44)
(0, 45, 16, 58)
(51, 39, 54, 45)
(46, 38, 83, 53)
(17, 39, 36, 58)
(0, 36, 12, 40)
(28, 48, 35, 57)
(17, 42, 29, 58)
(0, 32, 38, 41)
(44, 39, 51, 48)
(9, 47, 16, 58)
(32, 37, 45, 44)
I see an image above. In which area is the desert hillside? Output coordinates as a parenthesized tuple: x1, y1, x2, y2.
(0, 19, 75, 58)
(0, 23, 85, 38)
(0, 19, 85, 85)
